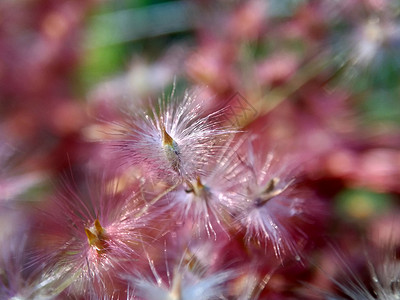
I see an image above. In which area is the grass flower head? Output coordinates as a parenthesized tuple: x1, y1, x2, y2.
(110, 89, 233, 183)
(127, 248, 233, 300)
(34, 175, 149, 298)
(236, 143, 309, 259)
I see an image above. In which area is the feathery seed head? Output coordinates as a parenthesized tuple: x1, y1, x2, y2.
(34, 175, 149, 298)
(110, 90, 234, 183)
(127, 249, 234, 300)
(0, 207, 58, 299)
(154, 137, 247, 238)
(322, 216, 400, 300)
(235, 145, 308, 258)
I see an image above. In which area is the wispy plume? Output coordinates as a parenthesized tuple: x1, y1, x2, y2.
(126, 247, 234, 300)
(235, 141, 310, 259)
(109, 89, 234, 183)
(32, 175, 149, 298)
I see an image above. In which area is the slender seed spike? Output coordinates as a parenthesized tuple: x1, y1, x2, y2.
(263, 177, 279, 194)
(196, 176, 204, 189)
(255, 177, 294, 209)
(160, 122, 182, 173)
(94, 218, 104, 235)
(170, 272, 182, 300)
(255, 178, 283, 207)
(160, 122, 174, 147)
(85, 228, 97, 245)
(85, 219, 108, 254)
(194, 176, 205, 196)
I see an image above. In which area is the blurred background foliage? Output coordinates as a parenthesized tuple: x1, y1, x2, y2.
(80, 0, 196, 90)
(80, 0, 400, 123)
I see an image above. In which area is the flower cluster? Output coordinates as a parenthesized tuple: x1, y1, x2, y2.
(0, 91, 320, 299)
(1, 0, 400, 299)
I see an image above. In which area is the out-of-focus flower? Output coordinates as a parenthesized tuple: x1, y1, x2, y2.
(350, 17, 400, 68)
(0, 207, 29, 299)
(326, 148, 400, 193)
(255, 52, 300, 88)
(327, 3, 400, 89)
(226, 0, 267, 41)
(127, 249, 234, 300)
(0, 206, 58, 299)
(186, 40, 238, 95)
(230, 269, 273, 300)
(88, 50, 186, 113)
(324, 217, 400, 300)
(0, 133, 47, 204)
